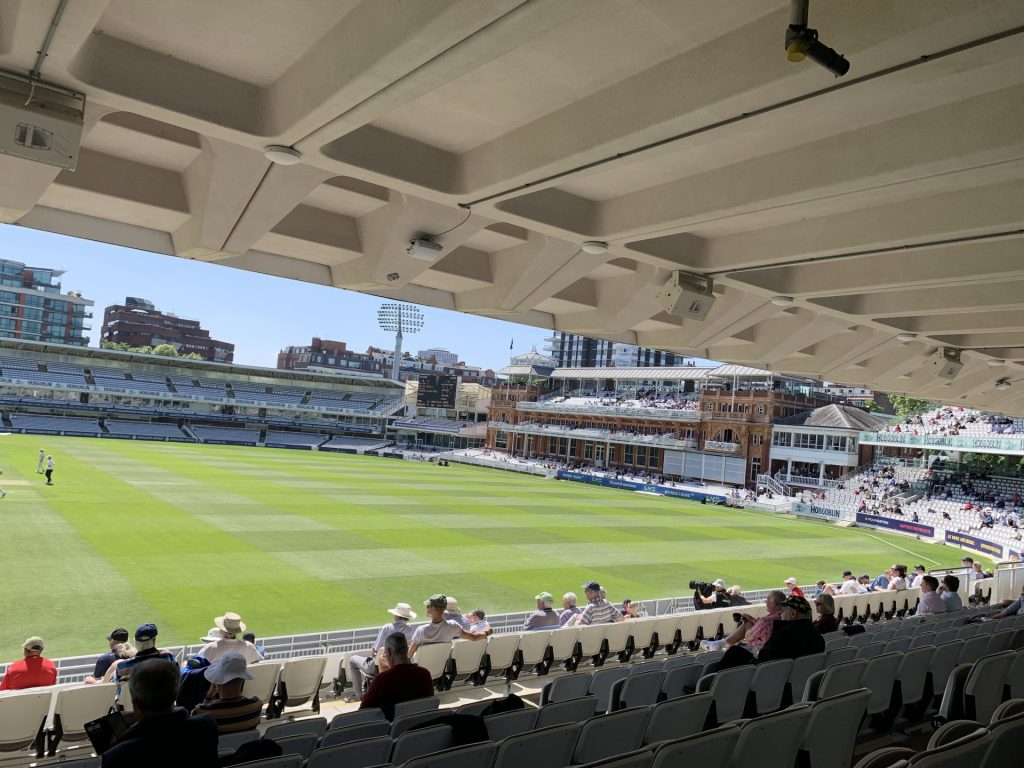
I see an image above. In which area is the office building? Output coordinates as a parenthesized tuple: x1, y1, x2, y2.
(101, 297, 234, 362)
(0, 258, 93, 346)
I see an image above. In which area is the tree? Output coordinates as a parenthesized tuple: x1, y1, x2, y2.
(100, 341, 202, 360)
(888, 395, 933, 420)
(861, 400, 882, 413)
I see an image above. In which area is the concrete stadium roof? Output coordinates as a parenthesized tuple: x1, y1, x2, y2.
(2, 2, 1024, 411)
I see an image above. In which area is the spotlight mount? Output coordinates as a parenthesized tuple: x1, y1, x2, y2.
(995, 379, 1011, 391)
(656, 272, 716, 321)
(785, 0, 850, 77)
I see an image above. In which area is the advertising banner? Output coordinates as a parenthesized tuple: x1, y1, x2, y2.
(791, 502, 851, 521)
(855, 513, 935, 538)
(859, 431, 1024, 455)
(944, 530, 1004, 560)
(556, 470, 725, 503)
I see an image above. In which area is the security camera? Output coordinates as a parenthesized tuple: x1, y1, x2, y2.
(785, 0, 849, 77)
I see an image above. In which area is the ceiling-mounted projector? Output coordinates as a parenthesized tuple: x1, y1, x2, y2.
(656, 272, 716, 321)
(930, 347, 963, 381)
(406, 238, 443, 261)
(0, 73, 84, 171)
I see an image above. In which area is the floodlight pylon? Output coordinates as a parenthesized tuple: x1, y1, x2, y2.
(377, 303, 424, 381)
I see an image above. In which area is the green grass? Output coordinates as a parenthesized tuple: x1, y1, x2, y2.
(0, 434, 967, 660)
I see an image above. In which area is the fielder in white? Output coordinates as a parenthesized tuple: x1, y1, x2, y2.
(36, 448, 44, 474)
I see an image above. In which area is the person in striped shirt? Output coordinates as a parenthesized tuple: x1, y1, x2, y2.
(574, 581, 624, 625)
(192, 653, 262, 734)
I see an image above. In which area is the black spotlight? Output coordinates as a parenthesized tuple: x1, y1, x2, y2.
(785, 0, 850, 77)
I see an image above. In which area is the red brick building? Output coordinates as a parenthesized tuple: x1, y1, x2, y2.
(101, 297, 233, 362)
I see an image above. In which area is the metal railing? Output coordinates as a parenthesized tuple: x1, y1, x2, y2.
(517, 401, 701, 421)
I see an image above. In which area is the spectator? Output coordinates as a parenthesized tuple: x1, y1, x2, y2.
(875, 565, 907, 592)
(916, 576, 946, 616)
(962, 557, 980, 580)
(910, 565, 927, 589)
(574, 581, 624, 625)
(196, 613, 262, 664)
(702, 590, 784, 652)
(467, 609, 490, 633)
(758, 596, 826, 663)
(102, 624, 177, 690)
(101, 659, 218, 768)
(0, 636, 57, 691)
(812, 581, 827, 598)
(192, 653, 262, 734)
(241, 632, 265, 657)
(523, 592, 561, 631)
(444, 597, 471, 629)
(992, 588, 1024, 619)
(784, 578, 804, 598)
(939, 574, 963, 611)
(87, 628, 130, 683)
(559, 593, 581, 626)
(727, 586, 750, 606)
(869, 571, 890, 591)
(972, 561, 992, 579)
(813, 594, 839, 635)
(409, 595, 486, 657)
(859, 574, 873, 590)
(347, 602, 417, 702)
(620, 599, 637, 618)
(836, 571, 863, 595)
(697, 578, 732, 609)
(360, 633, 433, 720)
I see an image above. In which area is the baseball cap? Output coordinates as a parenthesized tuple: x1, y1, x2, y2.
(23, 636, 44, 652)
(445, 597, 461, 612)
(582, 580, 601, 591)
(712, 578, 726, 588)
(107, 628, 129, 643)
(535, 591, 554, 606)
(784, 577, 798, 585)
(782, 596, 812, 615)
(204, 652, 254, 684)
(424, 594, 448, 609)
(842, 571, 853, 578)
(135, 623, 159, 642)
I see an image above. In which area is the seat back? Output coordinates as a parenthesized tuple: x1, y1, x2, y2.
(492, 722, 579, 768)
(578, 747, 654, 768)
(896, 646, 935, 708)
(0, 690, 57, 752)
(264, 716, 327, 741)
(731, 705, 811, 767)
(628, 617, 660, 652)
(306, 735, 392, 768)
(319, 720, 390, 749)
(274, 733, 320, 760)
(827, 646, 860, 666)
(590, 667, 629, 713)
(928, 642, 964, 693)
(706, 665, 756, 725)
(328, 707, 386, 730)
(52, 683, 117, 742)
(605, 621, 633, 655)
(749, 658, 792, 715)
(862, 653, 902, 716)
(984, 714, 1024, 768)
(394, 696, 440, 719)
(391, 709, 445, 739)
(484, 707, 537, 740)
(218, 728, 260, 753)
(278, 656, 327, 707)
(542, 672, 593, 705)
(650, 723, 740, 768)
(883, 637, 912, 654)
(816, 660, 867, 701)
(957, 635, 991, 665)
(909, 729, 992, 767)
(855, 643, 886, 660)
(909, 633, 935, 649)
(549, 626, 581, 666)
(450, 639, 487, 681)
(484, 634, 520, 673)
(675, 614, 702, 648)
(517, 630, 553, 667)
(787, 653, 825, 704)
(615, 669, 665, 710)
(964, 651, 1016, 722)
(402, 740, 498, 768)
(578, 624, 609, 657)
(573, 707, 652, 764)
(644, 693, 712, 745)
(800, 688, 870, 768)
(390, 723, 455, 765)
(535, 696, 598, 729)
(244, 661, 282, 703)
(226, 756, 303, 768)
(414, 643, 453, 681)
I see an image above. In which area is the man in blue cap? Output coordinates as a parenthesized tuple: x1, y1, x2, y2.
(102, 623, 176, 694)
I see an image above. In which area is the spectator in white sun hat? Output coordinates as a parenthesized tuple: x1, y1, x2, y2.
(346, 601, 417, 701)
(192, 652, 262, 734)
(196, 613, 262, 664)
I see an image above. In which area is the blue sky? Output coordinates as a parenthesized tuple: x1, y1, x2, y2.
(0, 223, 550, 371)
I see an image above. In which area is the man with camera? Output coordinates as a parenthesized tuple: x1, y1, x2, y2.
(692, 578, 731, 610)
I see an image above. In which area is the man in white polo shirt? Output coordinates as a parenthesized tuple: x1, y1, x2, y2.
(409, 594, 486, 658)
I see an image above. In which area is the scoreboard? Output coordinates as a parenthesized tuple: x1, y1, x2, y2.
(416, 374, 458, 409)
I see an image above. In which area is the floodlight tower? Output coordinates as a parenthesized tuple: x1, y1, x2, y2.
(377, 303, 424, 381)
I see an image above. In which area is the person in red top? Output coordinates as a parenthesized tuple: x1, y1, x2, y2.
(0, 636, 57, 690)
(360, 632, 433, 720)
(785, 578, 805, 598)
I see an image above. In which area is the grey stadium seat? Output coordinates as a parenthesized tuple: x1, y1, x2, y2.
(402, 741, 498, 768)
(492, 723, 579, 768)
(644, 692, 713, 745)
(319, 720, 390, 749)
(306, 735, 393, 768)
(390, 723, 456, 765)
(650, 723, 741, 768)
(799, 688, 870, 768)
(572, 707, 652, 764)
(535, 696, 598, 729)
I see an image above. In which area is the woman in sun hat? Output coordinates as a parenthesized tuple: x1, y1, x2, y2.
(196, 613, 262, 664)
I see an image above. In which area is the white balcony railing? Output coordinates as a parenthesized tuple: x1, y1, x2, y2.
(517, 401, 701, 421)
(704, 440, 739, 453)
